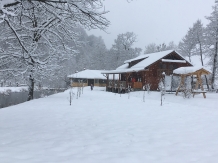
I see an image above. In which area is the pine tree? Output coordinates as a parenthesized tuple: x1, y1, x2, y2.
(205, 4, 218, 89)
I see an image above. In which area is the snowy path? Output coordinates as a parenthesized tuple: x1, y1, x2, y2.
(0, 87, 218, 163)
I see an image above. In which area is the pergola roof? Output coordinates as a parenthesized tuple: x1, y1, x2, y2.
(173, 66, 211, 76)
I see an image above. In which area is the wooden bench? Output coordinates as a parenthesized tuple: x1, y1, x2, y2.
(192, 90, 207, 98)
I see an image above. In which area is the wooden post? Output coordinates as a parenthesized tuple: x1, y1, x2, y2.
(141, 71, 144, 89)
(106, 74, 109, 91)
(118, 73, 121, 93)
(142, 71, 145, 87)
(125, 73, 131, 92)
(198, 72, 206, 98)
(176, 75, 185, 96)
(113, 74, 115, 92)
(195, 75, 199, 90)
(193, 71, 206, 98)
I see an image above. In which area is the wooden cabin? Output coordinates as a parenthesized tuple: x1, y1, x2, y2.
(68, 70, 107, 87)
(102, 50, 193, 92)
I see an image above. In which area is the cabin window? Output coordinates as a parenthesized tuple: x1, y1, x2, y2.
(73, 78, 79, 82)
(99, 79, 106, 84)
(73, 78, 87, 83)
(159, 62, 162, 68)
(83, 79, 87, 83)
(173, 64, 178, 69)
(159, 62, 166, 69)
(169, 64, 174, 70)
(95, 79, 99, 83)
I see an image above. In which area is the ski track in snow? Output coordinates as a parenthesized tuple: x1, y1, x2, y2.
(0, 87, 218, 163)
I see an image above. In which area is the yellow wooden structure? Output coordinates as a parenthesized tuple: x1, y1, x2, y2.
(174, 67, 211, 98)
(68, 70, 107, 87)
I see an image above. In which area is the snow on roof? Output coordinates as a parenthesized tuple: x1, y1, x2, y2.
(116, 63, 129, 70)
(173, 66, 211, 75)
(131, 51, 172, 69)
(68, 70, 106, 79)
(102, 68, 145, 74)
(130, 50, 190, 69)
(162, 59, 186, 63)
(124, 50, 174, 64)
(101, 50, 192, 74)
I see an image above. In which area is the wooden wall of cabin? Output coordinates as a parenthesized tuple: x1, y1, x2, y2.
(72, 82, 106, 87)
(71, 79, 106, 87)
(72, 82, 88, 87)
(144, 60, 191, 90)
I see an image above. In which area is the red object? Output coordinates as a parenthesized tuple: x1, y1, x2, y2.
(132, 78, 136, 82)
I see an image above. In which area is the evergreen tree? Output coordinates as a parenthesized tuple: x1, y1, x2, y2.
(205, 4, 218, 89)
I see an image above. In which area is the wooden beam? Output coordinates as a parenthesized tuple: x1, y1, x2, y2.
(125, 73, 131, 91)
(176, 75, 185, 96)
(113, 74, 115, 92)
(199, 71, 206, 98)
(192, 71, 206, 98)
(106, 74, 109, 90)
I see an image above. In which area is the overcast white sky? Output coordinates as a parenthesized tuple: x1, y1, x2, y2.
(87, 0, 215, 51)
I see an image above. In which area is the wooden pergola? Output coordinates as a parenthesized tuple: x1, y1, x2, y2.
(173, 67, 211, 98)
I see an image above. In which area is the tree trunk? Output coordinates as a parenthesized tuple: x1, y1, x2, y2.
(27, 75, 34, 101)
(199, 43, 209, 90)
(188, 56, 191, 63)
(27, 8, 37, 101)
(211, 41, 218, 89)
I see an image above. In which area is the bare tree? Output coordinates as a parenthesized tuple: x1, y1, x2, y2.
(111, 32, 141, 67)
(144, 42, 177, 54)
(192, 20, 209, 89)
(0, 0, 109, 100)
(178, 28, 195, 62)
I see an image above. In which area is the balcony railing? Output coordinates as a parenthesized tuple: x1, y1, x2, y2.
(108, 81, 143, 89)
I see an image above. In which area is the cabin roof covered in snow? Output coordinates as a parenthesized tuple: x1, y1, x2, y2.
(124, 50, 174, 64)
(116, 63, 129, 70)
(68, 70, 106, 79)
(130, 50, 190, 69)
(173, 66, 211, 75)
(102, 50, 191, 74)
(102, 68, 145, 74)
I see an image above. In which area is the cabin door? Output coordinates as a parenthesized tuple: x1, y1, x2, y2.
(88, 79, 94, 86)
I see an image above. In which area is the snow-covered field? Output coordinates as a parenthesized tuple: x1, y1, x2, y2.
(0, 87, 218, 163)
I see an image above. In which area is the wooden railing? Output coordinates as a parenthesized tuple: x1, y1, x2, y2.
(108, 81, 126, 89)
(108, 81, 143, 89)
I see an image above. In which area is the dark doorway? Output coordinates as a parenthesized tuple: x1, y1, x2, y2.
(88, 79, 94, 86)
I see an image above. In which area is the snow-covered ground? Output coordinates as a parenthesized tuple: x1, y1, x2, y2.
(0, 86, 28, 94)
(0, 87, 218, 163)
